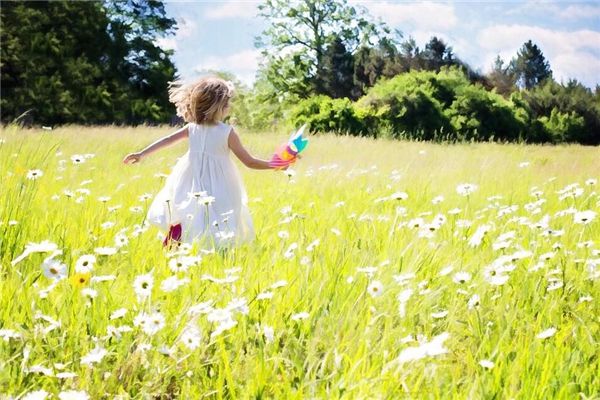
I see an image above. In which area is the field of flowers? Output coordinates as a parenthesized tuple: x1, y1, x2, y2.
(1, 125, 599, 399)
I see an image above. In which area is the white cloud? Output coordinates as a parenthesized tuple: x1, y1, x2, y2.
(205, 1, 259, 20)
(193, 49, 261, 85)
(359, 1, 458, 31)
(561, 4, 600, 19)
(156, 17, 197, 51)
(478, 24, 600, 86)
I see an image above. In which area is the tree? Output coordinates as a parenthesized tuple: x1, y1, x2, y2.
(510, 40, 552, 90)
(256, 0, 390, 98)
(422, 36, 455, 71)
(321, 36, 355, 99)
(486, 55, 517, 97)
(0, 0, 177, 125)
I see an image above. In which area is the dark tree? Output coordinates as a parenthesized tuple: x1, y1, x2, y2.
(0, 0, 178, 125)
(510, 40, 552, 90)
(321, 36, 355, 98)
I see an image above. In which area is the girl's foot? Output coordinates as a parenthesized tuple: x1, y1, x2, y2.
(163, 223, 182, 248)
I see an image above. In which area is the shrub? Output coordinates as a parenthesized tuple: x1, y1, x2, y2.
(290, 95, 365, 135)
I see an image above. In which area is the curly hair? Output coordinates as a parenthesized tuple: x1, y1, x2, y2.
(168, 76, 234, 124)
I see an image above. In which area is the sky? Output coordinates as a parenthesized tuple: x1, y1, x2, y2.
(160, 0, 600, 88)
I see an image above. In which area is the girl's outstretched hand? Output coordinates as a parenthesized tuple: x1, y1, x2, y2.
(123, 152, 143, 164)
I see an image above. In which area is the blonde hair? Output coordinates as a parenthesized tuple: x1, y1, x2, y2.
(168, 76, 235, 124)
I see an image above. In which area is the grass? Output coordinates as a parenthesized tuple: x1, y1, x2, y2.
(0, 124, 599, 399)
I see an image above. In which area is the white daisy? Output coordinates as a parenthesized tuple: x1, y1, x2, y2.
(74, 254, 96, 273)
(80, 345, 107, 366)
(133, 273, 153, 300)
(26, 169, 43, 180)
(367, 280, 384, 298)
(536, 327, 557, 340)
(456, 183, 478, 196)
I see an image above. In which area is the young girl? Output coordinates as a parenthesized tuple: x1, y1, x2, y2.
(123, 76, 293, 248)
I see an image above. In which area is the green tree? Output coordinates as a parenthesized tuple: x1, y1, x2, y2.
(321, 36, 355, 99)
(486, 55, 517, 97)
(256, 0, 388, 98)
(510, 40, 552, 90)
(0, 0, 177, 125)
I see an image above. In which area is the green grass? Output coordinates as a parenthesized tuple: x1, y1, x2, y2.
(1, 125, 599, 399)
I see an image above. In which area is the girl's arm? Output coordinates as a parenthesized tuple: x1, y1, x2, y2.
(228, 128, 278, 170)
(123, 125, 189, 164)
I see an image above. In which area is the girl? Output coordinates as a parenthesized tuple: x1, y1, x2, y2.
(123, 76, 293, 248)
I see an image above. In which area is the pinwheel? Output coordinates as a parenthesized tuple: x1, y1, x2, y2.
(269, 124, 309, 169)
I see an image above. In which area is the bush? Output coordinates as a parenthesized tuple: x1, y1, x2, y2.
(354, 70, 453, 140)
(445, 84, 525, 141)
(290, 95, 365, 135)
(538, 108, 586, 143)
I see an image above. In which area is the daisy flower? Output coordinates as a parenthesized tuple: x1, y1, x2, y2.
(133, 273, 154, 300)
(367, 280, 384, 298)
(26, 169, 43, 180)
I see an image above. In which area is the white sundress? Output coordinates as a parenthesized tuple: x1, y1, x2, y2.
(146, 122, 255, 247)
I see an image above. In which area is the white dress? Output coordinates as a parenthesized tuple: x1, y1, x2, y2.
(147, 122, 255, 247)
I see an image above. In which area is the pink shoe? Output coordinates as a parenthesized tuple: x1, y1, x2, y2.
(163, 223, 182, 248)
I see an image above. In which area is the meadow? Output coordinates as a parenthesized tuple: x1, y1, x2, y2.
(0, 125, 598, 399)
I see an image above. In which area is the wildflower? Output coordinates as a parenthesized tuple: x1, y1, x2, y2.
(263, 325, 275, 343)
(574, 210, 596, 225)
(270, 280, 288, 289)
(134, 311, 165, 335)
(70, 155, 85, 164)
(226, 297, 249, 315)
(390, 191, 408, 201)
(452, 271, 472, 284)
(58, 390, 89, 400)
(479, 359, 494, 369)
(367, 280, 384, 298)
(536, 327, 557, 340)
(22, 390, 49, 400)
(256, 291, 274, 300)
(133, 273, 153, 300)
(26, 169, 43, 180)
(179, 325, 202, 350)
(432, 195, 444, 204)
(431, 310, 448, 319)
(114, 233, 128, 248)
(94, 247, 117, 256)
(291, 312, 309, 321)
(11, 240, 59, 266)
(0, 328, 22, 341)
(81, 345, 107, 366)
(110, 308, 127, 320)
(585, 178, 597, 186)
(81, 288, 98, 299)
(75, 254, 96, 273)
(467, 294, 480, 310)
(211, 318, 237, 338)
(69, 272, 91, 288)
(161, 276, 190, 292)
(456, 183, 478, 196)
(469, 225, 492, 247)
(396, 332, 449, 363)
(42, 258, 67, 280)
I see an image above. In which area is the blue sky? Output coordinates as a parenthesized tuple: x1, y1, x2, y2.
(161, 1, 600, 88)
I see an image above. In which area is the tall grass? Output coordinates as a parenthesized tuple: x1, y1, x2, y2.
(0, 125, 598, 399)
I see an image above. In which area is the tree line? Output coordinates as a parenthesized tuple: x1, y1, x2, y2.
(2, 0, 599, 144)
(231, 0, 598, 145)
